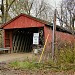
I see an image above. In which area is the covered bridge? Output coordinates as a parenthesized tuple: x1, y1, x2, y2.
(0, 13, 74, 53)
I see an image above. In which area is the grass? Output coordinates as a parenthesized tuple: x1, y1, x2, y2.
(9, 60, 75, 71)
(9, 61, 44, 70)
(9, 43, 75, 71)
(9, 44, 75, 71)
(6, 41, 75, 71)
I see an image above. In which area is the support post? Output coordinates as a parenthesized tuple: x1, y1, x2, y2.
(52, 9, 56, 60)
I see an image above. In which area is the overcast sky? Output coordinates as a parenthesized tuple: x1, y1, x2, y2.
(0, 0, 62, 7)
(46, 0, 62, 8)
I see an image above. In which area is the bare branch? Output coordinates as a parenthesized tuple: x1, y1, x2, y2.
(8, 0, 16, 11)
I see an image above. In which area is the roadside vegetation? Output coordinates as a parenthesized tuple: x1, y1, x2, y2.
(9, 59, 75, 71)
(9, 43, 75, 71)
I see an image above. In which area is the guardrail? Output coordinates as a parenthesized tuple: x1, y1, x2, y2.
(0, 47, 11, 53)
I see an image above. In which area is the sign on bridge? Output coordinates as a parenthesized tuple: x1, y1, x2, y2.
(33, 33, 39, 45)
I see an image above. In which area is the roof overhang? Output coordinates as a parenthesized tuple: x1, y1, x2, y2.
(0, 13, 48, 29)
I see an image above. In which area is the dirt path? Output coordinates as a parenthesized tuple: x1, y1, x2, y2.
(0, 53, 74, 75)
(0, 65, 74, 75)
(0, 53, 34, 62)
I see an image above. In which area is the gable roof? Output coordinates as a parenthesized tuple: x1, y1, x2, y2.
(46, 24, 75, 34)
(0, 13, 74, 34)
(0, 13, 48, 29)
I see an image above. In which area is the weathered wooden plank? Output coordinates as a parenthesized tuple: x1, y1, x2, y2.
(15, 34, 19, 53)
(19, 34, 23, 52)
(22, 34, 25, 52)
(13, 34, 16, 52)
(24, 34, 27, 52)
(23, 35, 26, 52)
(17, 33, 21, 52)
(20, 34, 24, 52)
(16, 34, 19, 52)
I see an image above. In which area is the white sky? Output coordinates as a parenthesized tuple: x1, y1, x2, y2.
(0, 0, 62, 8)
(0, 0, 62, 25)
(45, 0, 62, 25)
(0, 0, 1, 4)
(0, 0, 62, 6)
(46, 0, 62, 8)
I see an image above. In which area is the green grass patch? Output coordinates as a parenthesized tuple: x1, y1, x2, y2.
(9, 60, 75, 71)
(9, 61, 44, 70)
(9, 43, 75, 71)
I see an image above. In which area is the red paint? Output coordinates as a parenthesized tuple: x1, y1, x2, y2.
(44, 26, 53, 50)
(44, 26, 75, 50)
(5, 30, 10, 47)
(4, 30, 12, 49)
(10, 31, 12, 49)
(1, 13, 75, 50)
(1, 14, 45, 29)
(4, 30, 5, 48)
(2, 14, 45, 49)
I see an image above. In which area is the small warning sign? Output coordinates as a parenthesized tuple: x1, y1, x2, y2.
(33, 33, 39, 45)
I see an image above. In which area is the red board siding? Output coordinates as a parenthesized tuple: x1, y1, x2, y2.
(4, 30, 12, 49)
(2, 14, 75, 50)
(9, 31, 12, 49)
(4, 30, 10, 47)
(44, 26, 75, 50)
(44, 26, 53, 50)
(4, 30, 5, 48)
(56, 31, 74, 43)
(3, 16, 44, 29)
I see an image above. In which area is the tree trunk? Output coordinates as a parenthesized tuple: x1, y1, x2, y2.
(70, 11, 72, 30)
(5, 0, 8, 23)
(1, 0, 4, 23)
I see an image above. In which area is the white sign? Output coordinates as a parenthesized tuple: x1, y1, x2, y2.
(33, 33, 39, 45)
(33, 33, 39, 37)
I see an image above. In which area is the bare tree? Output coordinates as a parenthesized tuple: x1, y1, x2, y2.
(0, 0, 16, 23)
(11, 0, 53, 22)
(0, 0, 53, 23)
(59, 0, 75, 63)
(59, 0, 75, 30)
(1, 0, 4, 23)
(34, 0, 53, 22)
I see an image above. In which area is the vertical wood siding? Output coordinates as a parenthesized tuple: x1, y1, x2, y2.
(3, 14, 75, 50)
(44, 26, 75, 51)
(4, 30, 12, 49)
(3, 16, 44, 29)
